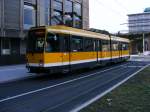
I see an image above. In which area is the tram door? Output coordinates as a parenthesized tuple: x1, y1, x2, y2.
(119, 42, 123, 60)
(62, 35, 70, 71)
(95, 40, 99, 63)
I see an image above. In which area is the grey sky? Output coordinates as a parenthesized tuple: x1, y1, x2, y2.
(89, 0, 150, 33)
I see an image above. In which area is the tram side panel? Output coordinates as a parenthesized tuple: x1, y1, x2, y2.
(61, 35, 71, 72)
(70, 36, 97, 70)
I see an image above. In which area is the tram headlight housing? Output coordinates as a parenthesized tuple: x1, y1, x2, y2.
(39, 60, 44, 67)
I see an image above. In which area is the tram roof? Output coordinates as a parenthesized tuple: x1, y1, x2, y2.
(111, 35, 130, 43)
(46, 25, 110, 40)
(31, 25, 130, 43)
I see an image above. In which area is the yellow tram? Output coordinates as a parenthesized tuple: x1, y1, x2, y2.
(26, 25, 130, 73)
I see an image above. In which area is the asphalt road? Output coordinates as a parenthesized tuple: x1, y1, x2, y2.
(0, 61, 149, 112)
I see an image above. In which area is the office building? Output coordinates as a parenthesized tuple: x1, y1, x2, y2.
(0, 0, 89, 65)
(128, 8, 150, 54)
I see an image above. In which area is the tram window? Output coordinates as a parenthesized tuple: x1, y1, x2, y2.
(36, 38, 45, 50)
(122, 43, 129, 50)
(122, 44, 125, 50)
(98, 40, 102, 51)
(71, 36, 83, 52)
(126, 44, 129, 50)
(63, 36, 70, 52)
(45, 33, 60, 52)
(112, 41, 118, 51)
(102, 40, 110, 51)
(84, 38, 94, 51)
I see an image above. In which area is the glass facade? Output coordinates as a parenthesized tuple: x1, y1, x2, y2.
(50, 0, 82, 28)
(51, 0, 63, 25)
(53, 0, 63, 11)
(128, 13, 150, 33)
(24, 4, 36, 29)
(74, 2, 82, 28)
(23, 0, 83, 28)
(64, 0, 73, 26)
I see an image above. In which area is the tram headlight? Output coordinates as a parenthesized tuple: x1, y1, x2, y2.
(39, 60, 44, 67)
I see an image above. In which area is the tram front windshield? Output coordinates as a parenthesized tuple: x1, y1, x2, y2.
(27, 29, 45, 53)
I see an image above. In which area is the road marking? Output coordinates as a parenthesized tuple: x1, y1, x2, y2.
(0, 63, 128, 103)
(43, 67, 131, 111)
(70, 64, 150, 112)
(122, 66, 144, 68)
(0, 67, 25, 72)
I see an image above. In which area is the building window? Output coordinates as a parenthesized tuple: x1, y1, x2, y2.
(53, 0, 62, 11)
(11, 39, 20, 55)
(52, 10, 63, 25)
(64, 0, 73, 27)
(20, 40, 26, 55)
(24, 4, 36, 29)
(1, 38, 11, 55)
(39, 0, 50, 25)
(51, 0, 63, 25)
(55, 0, 63, 2)
(74, 2, 82, 28)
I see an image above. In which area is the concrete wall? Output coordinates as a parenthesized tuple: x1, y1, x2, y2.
(4, 0, 21, 29)
(82, 0, 89, 29)
(3, 0, 22, 38)
(0, 0, 36, 38)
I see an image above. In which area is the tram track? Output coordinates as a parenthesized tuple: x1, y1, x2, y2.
(0, 61, 149, 112)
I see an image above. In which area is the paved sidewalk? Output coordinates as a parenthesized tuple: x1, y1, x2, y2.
(0, 64, 35, 84)
(130, 55, 150, 62)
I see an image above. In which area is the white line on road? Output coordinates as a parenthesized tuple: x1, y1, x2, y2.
(122, 66, 144, 68)
(70, 64, 150, 112)
(0, 63, 128, 103)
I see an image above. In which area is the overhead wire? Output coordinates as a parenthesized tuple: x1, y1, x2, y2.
(93, 0, 126, 18)
(112, 0, 129, 13)
(91, 0, 129, 32)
